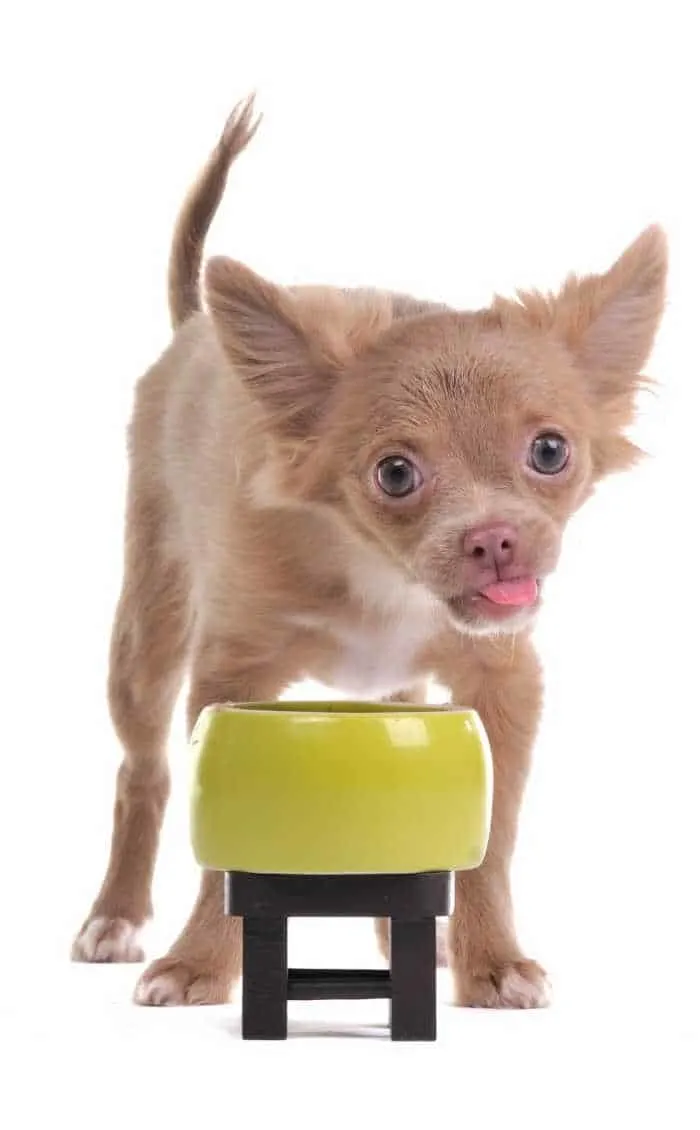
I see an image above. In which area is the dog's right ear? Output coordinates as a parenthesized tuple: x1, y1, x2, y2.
(205, 257, 341, 438)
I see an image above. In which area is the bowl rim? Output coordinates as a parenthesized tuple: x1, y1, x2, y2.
(203, 700, 476, 718)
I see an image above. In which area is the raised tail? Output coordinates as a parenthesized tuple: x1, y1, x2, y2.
(168, 94, 261, 329)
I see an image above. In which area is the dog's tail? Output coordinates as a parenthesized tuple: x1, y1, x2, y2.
(168, 94, 261, 329)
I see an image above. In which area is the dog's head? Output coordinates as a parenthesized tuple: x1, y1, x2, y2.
(206, 227, 666, 635)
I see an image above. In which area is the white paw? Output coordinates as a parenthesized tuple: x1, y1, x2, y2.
(134, 973, 182, 1007)
(72, 916, 145, 963)
(456, 958, 551, 1008)
(134, 958, 231, 1006)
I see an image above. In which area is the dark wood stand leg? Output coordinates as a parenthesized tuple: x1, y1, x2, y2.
(230, 872, 449, 1040)
(390, 917, 437, 1041)
(242, 916, 288, 1040)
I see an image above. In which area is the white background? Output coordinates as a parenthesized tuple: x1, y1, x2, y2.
(1, 2, 698, 1126)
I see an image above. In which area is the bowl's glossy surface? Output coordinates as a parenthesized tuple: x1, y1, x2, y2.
(191, 701, 492, 875)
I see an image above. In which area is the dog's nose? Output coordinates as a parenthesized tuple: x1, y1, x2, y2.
(463, 522, 518, 572)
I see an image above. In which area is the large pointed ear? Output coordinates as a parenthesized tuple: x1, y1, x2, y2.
(205, 257, 341, 438)
(552, 225, 667, 388)
(506, 225, 668, 400)
(493, 226, 668, 475)
(502, 226, 667, 473)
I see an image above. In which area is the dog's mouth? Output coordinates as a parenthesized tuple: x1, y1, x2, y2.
(445, 576, 540, 628)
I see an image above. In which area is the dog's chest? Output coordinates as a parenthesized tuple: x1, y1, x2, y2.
(328, 611, 436, 697)
(299, 565, 444, 697)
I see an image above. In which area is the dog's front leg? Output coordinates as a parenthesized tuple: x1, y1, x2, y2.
(135, 638, 290, 1006)
(437, 635, 550, 1008)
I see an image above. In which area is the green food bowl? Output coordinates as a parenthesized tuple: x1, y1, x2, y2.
(191, 701, 493, 876)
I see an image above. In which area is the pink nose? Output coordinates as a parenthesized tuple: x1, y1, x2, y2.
(463, 522, 518, 573)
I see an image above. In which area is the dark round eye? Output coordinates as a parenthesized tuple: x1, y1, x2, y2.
(375, 456, 423, 498)
(529, 433, 570, 475)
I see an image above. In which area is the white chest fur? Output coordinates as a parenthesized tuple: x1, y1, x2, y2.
(329, 608, 439, 696)
(296, 555, 445, 698)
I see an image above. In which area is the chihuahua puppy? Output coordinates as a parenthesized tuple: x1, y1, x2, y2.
(72, 97, 666, 1008)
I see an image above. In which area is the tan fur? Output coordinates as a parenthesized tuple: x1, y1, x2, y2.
(73, 97, 667, 1009)
(168, 95, 260, 329)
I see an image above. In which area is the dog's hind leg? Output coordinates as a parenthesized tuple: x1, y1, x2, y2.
(72, 486, 192, 963)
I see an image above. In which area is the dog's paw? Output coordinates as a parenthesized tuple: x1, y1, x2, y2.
(72, 916, 145, 963)
(134, 957, 232, 1006)
(455, 958, 550, 1008)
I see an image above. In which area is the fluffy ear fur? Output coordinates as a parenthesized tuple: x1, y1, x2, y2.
(496, 226, 667, 473)
(205, 257, 342, 438)
(561, 226, 667, 471)
(508, 225, 667, 393)
(551, 224, 667, 382)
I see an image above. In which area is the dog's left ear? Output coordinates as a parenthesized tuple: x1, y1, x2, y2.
(553, 224, 667, 396)
(505, 226, 667, 473)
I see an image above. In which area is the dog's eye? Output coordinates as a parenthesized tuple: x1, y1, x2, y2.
(375, 456, 423, 498)
(528, 433, 570, 475)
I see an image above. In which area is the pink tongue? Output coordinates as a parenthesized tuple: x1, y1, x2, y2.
(479, 578, 538, 607)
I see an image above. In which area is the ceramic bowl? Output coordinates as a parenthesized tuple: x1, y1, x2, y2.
(191, 701, 492, 875)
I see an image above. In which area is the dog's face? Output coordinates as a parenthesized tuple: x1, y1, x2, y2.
(320, 322, 595, 635)
(206, 227, 666, 634)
